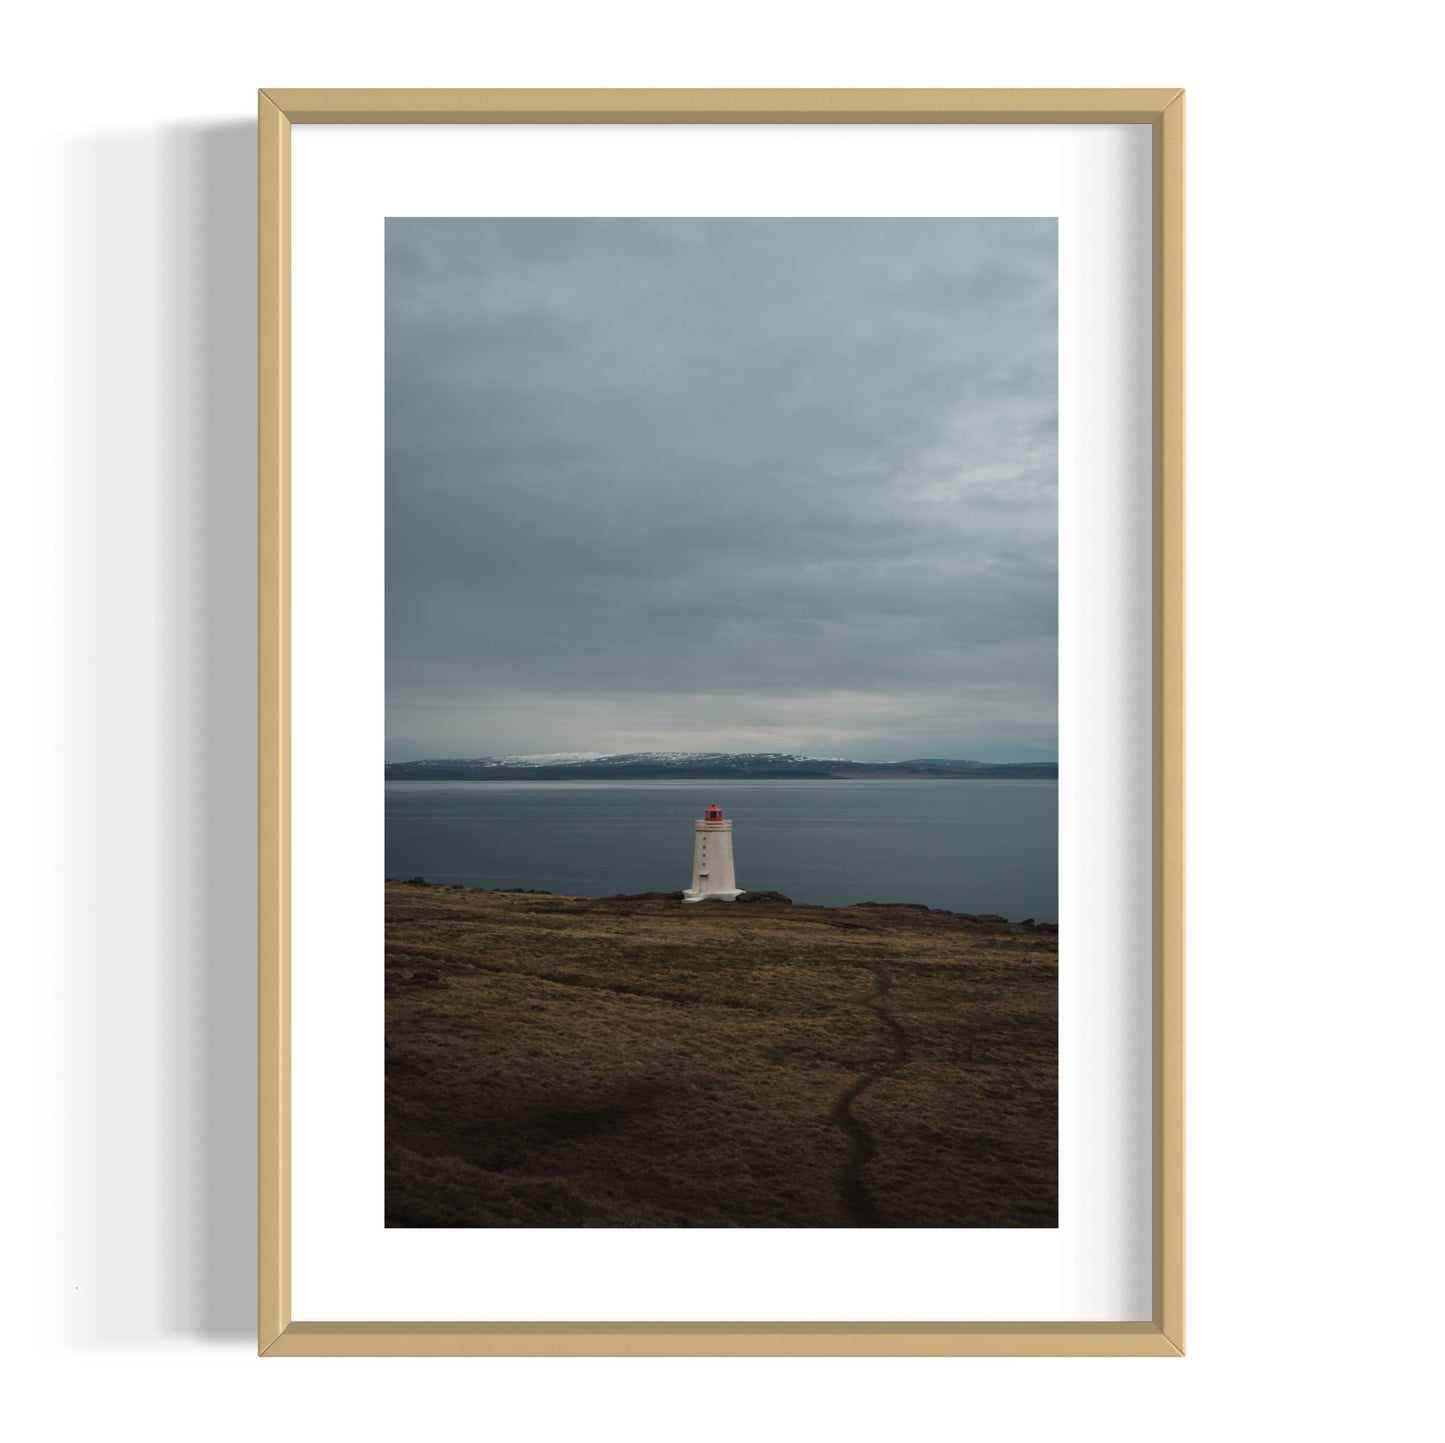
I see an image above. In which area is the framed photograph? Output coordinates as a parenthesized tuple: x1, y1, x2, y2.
(259, 89, 1183, 1356)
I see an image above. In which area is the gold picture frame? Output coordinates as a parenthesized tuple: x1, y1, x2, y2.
(259, 88, 1184, 1357)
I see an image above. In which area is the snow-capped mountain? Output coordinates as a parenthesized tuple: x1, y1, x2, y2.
(385, 752, 1057, 780)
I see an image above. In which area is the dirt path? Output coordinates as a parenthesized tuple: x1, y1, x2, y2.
(832, 963, 908, 1227)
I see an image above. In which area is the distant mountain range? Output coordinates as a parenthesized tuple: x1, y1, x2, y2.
(384, 751, 1057, 781)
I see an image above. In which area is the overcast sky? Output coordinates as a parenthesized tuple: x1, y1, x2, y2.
(386, 218, 1056, 762)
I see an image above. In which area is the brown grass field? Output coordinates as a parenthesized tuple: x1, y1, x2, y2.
(386, 881, 1057, 1228)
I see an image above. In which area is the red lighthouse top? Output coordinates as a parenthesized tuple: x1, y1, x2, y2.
(703, 804, 724, 821)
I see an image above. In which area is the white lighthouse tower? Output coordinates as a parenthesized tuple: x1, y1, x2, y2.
(682, 803, 744, 903)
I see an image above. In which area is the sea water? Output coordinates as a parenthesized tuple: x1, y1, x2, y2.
(385, 778, 1057, 923)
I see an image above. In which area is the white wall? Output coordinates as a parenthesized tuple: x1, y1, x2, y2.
(7, 3, 1439, 1438)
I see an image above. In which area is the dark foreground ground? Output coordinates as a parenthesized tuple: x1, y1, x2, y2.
(386, 882, 1057, 1228)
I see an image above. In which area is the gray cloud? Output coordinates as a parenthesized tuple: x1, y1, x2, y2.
(386, 218, 1056, 761)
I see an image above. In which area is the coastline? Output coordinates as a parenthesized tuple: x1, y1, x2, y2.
(390, 876, 1060, 931)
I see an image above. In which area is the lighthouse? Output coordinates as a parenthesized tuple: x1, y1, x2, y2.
(682, 803, 744, 903)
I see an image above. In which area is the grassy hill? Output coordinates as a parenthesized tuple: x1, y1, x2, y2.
(386, 882, 1057, 1228)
